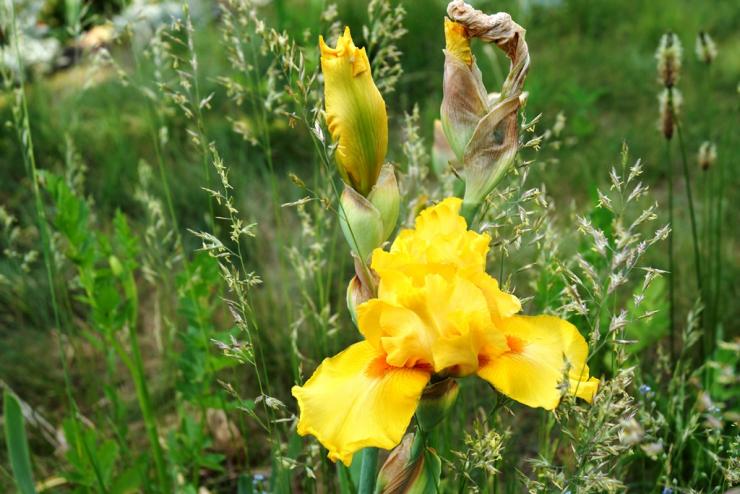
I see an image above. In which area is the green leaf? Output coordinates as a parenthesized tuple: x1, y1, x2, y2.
(109, 464, 144, 494)
(337, 463, 355, 494)
(4, 390, 37, 494)
(237, 474, 254, 494)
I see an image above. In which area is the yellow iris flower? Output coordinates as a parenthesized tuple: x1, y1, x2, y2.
(292, 198, 599, 466)
(320, 27, 388, 196)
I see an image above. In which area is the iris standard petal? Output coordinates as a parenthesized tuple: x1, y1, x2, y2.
(357, 298, 435, 368)
(291, 341, 431, 466)
(370, 198, 491, 278)
(467, 270, 521, 321)
(477, 315, 598, 409)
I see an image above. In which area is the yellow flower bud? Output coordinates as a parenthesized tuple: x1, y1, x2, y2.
(320, 27, 388, 196)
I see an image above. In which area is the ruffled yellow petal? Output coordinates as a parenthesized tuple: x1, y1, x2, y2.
(358, 269, 505, 376)
(357, 297, 435, 368)
(320, 27, 388, 196)
(467, 270, 521, 321)
(424, 273, 491, 375)
(371, 198, 491, 278)
(444, 18, 473, 67)
(292, 341, 430, 466)
(477, 315, 598, 409)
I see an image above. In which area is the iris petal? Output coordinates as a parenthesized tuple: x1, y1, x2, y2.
(292, 341, 431, 466)
(477, 315, 599, 409)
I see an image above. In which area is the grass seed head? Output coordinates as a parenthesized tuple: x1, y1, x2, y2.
(695, 31, 718, 64)
(656, 32, 682, 88)
(658, 88, 682, 140)
(697, 141, 717, 171)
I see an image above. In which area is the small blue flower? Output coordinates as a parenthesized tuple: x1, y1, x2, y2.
(639, 384, 651, 395)
(662, 487, 673, 494)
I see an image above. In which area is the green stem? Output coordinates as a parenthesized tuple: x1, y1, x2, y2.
(710, 156, 724, 349)
(702, 170, 712, 332)
(675, 123, 703, 294)
(122, 273, 170, 492)
(358, 447, 379, 494)
(461, 201, 479, 227)
(665, 140, 675, 360)
(675, 122, 706, 363)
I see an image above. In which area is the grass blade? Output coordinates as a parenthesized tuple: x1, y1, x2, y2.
(4, 390, 37, 494)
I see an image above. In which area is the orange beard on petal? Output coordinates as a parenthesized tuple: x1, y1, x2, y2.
(365, 355, 394, 378)
(365, 355, 433, 378)
(505, 335, 526, 354)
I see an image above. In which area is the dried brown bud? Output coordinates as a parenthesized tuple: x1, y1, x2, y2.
(375, 433, 441, 494)
(431, 119, 456, 179)
(441, 1, 530, 217)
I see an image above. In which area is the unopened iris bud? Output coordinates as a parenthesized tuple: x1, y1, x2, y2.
(338, 185, 384, 264)
(346, 275, 373, 325)
(441, 2, 530, 220)
(367, 164, 400, 241)
(695, 31, 717, 65)
(697, 141, 717, 171)
(338, 164, 399, 266)
(375, 433, 441, 494)
(656, 32, 682, 88)
(320, 27, 388, 196)
(431, 119, 456, 179)
(415, 378, 459, 432)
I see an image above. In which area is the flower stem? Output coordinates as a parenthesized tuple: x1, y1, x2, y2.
(358, 447, 379, 494)
(664, 140, 675, 360)
(676, 124, 703, 293)
(461, 201, 479, 227)
(122, 271, 170, 493)
(710, 156, 724, 350)
(676, 123, 705, 361)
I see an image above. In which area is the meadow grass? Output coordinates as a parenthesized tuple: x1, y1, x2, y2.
(0, 0, 737, 492)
